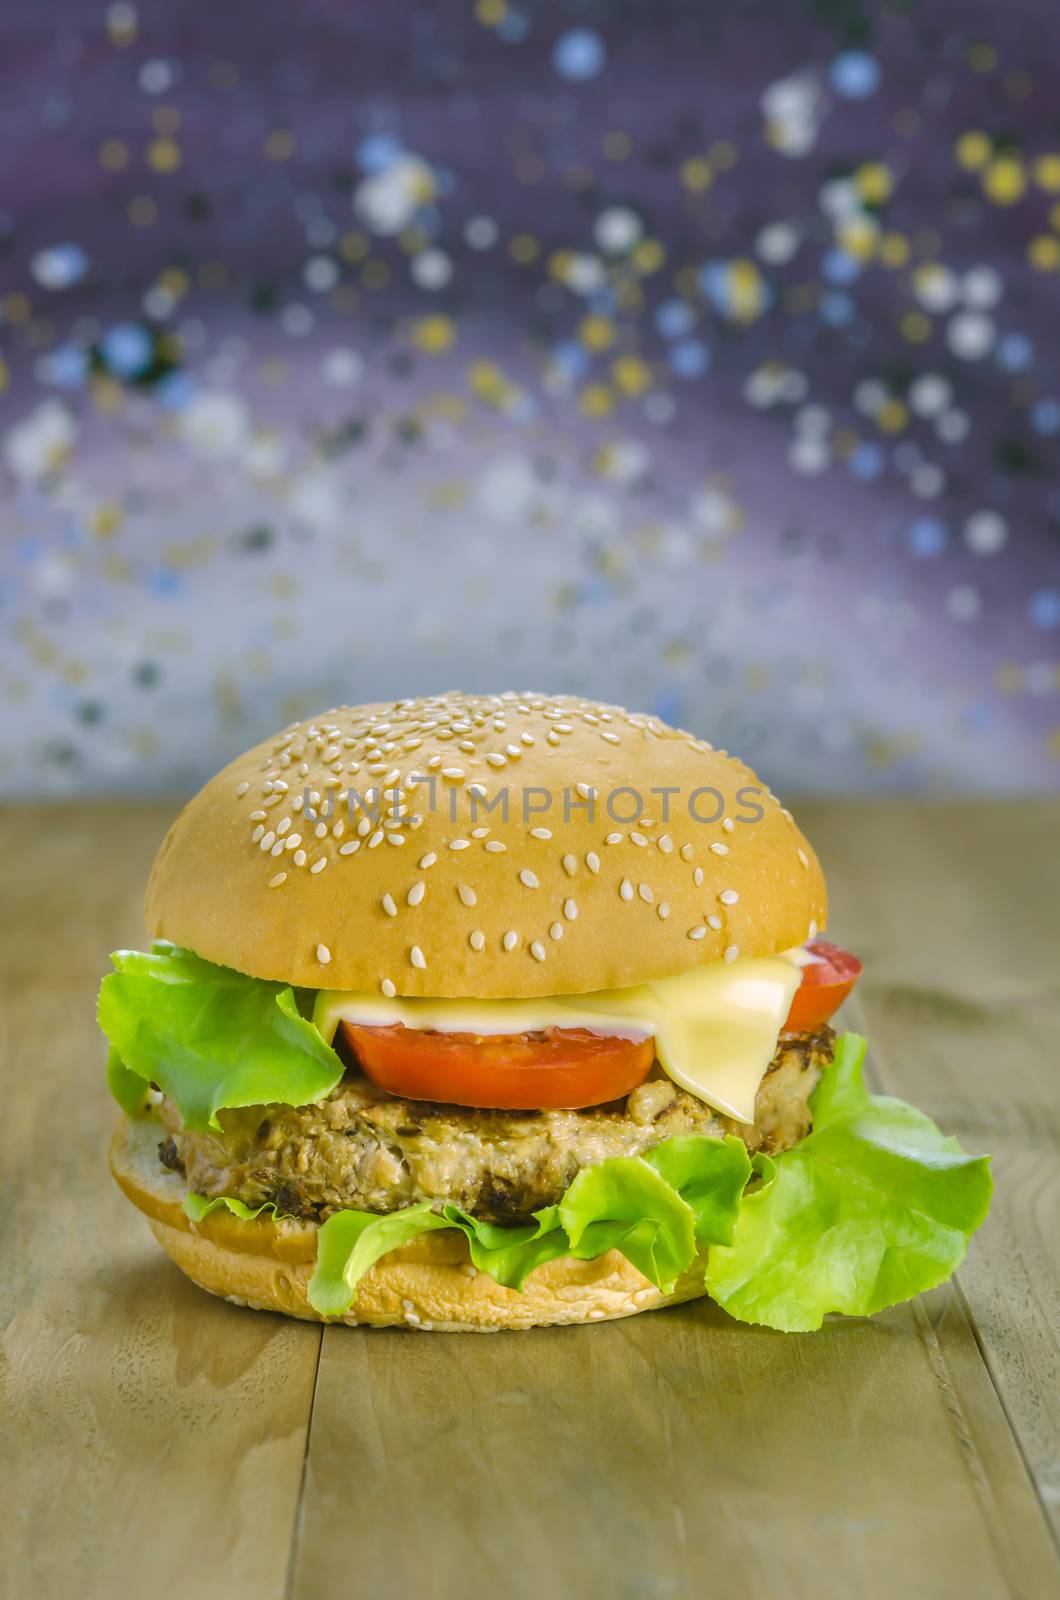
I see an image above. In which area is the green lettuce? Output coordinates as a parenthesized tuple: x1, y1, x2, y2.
(98, 942, 343, 1132)
(705, 1034, 993, 1330)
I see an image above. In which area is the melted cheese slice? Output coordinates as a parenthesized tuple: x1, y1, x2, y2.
(313, 954, 800, 1124)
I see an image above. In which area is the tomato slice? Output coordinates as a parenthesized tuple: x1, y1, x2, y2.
(784, 939, 863, 1032)
(340, 1022, 654, 1110)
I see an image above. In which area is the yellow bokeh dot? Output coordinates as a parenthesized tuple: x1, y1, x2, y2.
(955, 130, 991, 171)
(855, 162, 893, 204)
(578, 315, 616, 352)
(476, 0, 505, 23)
(838, 215, 879, 260)
(339, 230, 369, 263)
(615, 279, 644, 312)
(832, 429, 858, 459)
(1028, 235, 1060, 270)
(1033, 154, 1060, 193)
(264, 129, 295, 162)
(709, 140, 738, 169)
(631, 238, 665, 274)
(611, 356, 652, 396)
(509, 233, 540, 264)
(0, 358, 8, 393)
(876, 399, 908, 434)
(398, 227, 428, 255)
(4, 293, 30, 324)
(901, 311, 932, 343)
(148, 139, 181, 173)
(128, 195, 158, 227)
(160, 267, 190, 297)
(579, 384, 615, 418)
(880, 232, 910, 267)
(99, 138, 130, 171)
(548, 250, 573, 281)
(411, 315, 456, 354)
(1047, 728, 1060, 758)
(982, 156, 1026, 205)
(967, 42, 997, 73)
(680, 158, 713, 193)
(602, 130, 632, 161)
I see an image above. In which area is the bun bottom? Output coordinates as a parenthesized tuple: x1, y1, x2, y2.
(110, 1116, 710, 1332)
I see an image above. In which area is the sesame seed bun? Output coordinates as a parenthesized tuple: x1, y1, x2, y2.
(146, 691, 826, 998)
(110, 1115, 709, 1331)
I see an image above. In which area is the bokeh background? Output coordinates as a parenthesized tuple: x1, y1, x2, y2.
(2, 0, 1058, 797)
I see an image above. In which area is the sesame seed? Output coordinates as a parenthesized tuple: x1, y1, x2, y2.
(486, 752, 506, 768)
(449, 838, 470, 851)
(530, 941, 547, 962)
(600, 731, 620, 745)
(586, 852, 601, 874)
(294, 849, 307, 867)
(693, 867, 704, 887)
(407, 882, 425, 907)
(260, 831, 277, 851)
(410, 945, 426, 970)
(719, 889, 739, 905)
(707, 914, 722, 930)
(381, 977, 397, 998)
(339, 841, 359, 855)
(724, 945, 739, 963)
(316, 943, 331, 964)
(420, 852, 437, 869)
(470, 826, 489, 839)
(441, 767, 465, 780)
(270, 840, 285, 857)
(503, 930, 519, 951)
(547, 730, 560, 745)
(368, 830, 384, 849)
(797, 848, 809, 869)
(268, 872, 287, 888)
(236, 781, 250, 797)
(382, 894, 397, 916)
(808, 920, 818, 940)
(658, 835, 673, 854)
(680, 843, 694, 861)
(710, 842, 729, 857)
(576, 782, 593, 800)
(249, 810, 267, 822)
(311, 857, 327, 875)
(284, 833, 302, 851)
(620, 879, 634, 902)
(658, 902, 670, 920)
(688, 925, 707, 940)
(457, 884, 477, 907)
(314, 822, 327, 840)
(485, 840, 507, 853)
(604, 832, 622, 845)
(722, 817, 734, 833)
(519, 869, 540, 889)
(469, 929, 485, 951)
(563, 898, 577, 920)
(562, 853, 577, 876)
(277, 817, 292, 836)
(630, 832, 648, 848)
(638, 884, 654, 903)
(251, 824, 265, 844)
(550, 921, 564, 941)
(530, 827, 552, 840)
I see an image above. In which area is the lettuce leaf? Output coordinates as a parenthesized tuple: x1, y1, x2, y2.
(98, 943, 343, 1132)
(705, 1034, 993, 1331)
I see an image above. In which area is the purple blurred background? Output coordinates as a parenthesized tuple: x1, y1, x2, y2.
(1, 0, 1057, 795)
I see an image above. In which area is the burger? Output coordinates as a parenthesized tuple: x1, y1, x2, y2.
(100, 691, 991, 1332)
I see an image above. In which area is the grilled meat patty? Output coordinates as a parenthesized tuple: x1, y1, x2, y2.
(160, 1027, 834, 1224)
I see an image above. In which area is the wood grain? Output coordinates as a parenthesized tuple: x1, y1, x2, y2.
(807, 800, 1060, 1543)
(1, 800, 1057, 1599)
(0, 804, 321, 1600)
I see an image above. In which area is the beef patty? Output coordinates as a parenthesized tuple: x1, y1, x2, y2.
(160, 1027, 834, 1224)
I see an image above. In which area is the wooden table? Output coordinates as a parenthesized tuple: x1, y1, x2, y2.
(2, 800, 1057, 1600)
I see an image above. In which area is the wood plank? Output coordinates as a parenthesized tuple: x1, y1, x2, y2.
(0, 804, 321, 1600)
(805, 800, 1060, 1544)
(292, 1287, 1054, 1600)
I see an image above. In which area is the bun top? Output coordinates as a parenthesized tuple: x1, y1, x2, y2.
(145, 691, 827, 999)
